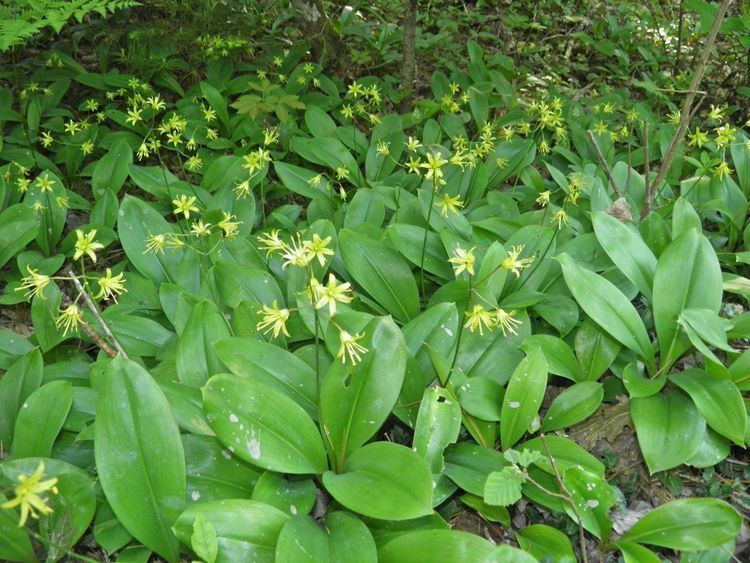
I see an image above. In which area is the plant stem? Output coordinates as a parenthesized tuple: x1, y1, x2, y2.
(445, 275, 471, 386)
(418, 182, 438, 301)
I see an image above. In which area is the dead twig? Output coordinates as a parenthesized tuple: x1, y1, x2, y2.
(586, 130, 621, 199)
(646, 0, 734, 216)
(65, 267, 128, 358)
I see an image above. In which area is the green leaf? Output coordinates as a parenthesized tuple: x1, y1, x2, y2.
(670, 369, 746, 446)
(176, 300, 232, 388)
(378, 530, 494, 563)
(10, 380, 71, 459)
(0, 204, 39, 269)
(574, 319, 621, 381)
(338, 229, 420, 323)
(0, 348, 42, 451)
(615, 541, 661, 563)
(251, 472, 316, 516)
(173, 500, 288, 563)
(631, 388, 705, 474)
(275, 516, 328, 562)
(388, 223, 453, 280)
(652, 229, 722, 371)
(622, 498, 742, 551)
(677, 308, 735, 365)
(214, 337, 318, 419)
(322, 442, 433, 521)
(515, 524, 576, 563)
(500, 348, 547, 450)
(444, 442, 509, 496)
(320, 317, 407, 469)
(483, 545, 540, 562)
(0, 493, 34, 562)
(192, 513, 219, 563)
(91, 140, 132, 198)
(413, 386, 462, 475)
(45, 472, 96, 560)
(563, 466, 617, 540)
(326, 511, 377, 563)
(541, 382, 603, 432)
(203, 374, 327, 474)
(558, 253, 655, 373)
(622, 362, 665, 398)
(484, 467, 524, 506)
(592, 211, 657, 300)
(201, 81, 230, 131)
(95, 356, 185, 562)
(521, 334, 585, 382)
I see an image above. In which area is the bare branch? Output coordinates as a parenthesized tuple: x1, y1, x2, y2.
(586, 130, 622, 199)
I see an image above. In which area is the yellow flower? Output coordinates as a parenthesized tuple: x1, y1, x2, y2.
(36, 173, 55, 193)
(16, 177, 31, 193)
(16, 266, 51, 299)
(125, 107, 143, 126)
(538, 139, 551, 155)
(94, 268, 127, 302)
(335, 167, 349, 180)
(313, 274, 353, 315)
(464, 305, 494, 335)
(714, 124, 736, 149)
(73, 229, 104, 263)
(420, 152, 448, 184)
(172, 195, 200, 219)
(536, 190, 551, 207)
(257, 301, 290, 339)
(202, 106, 217, 122)
(136, 142, 150, 161)
(501, 245, 534, 277)
(667, 111, 681, 125)
(448, 246, 476, 277)
(713, 161, 733, 180)
(0, 461, 58, 527)
(405, 157, 422, 175)
(592, 121, 608, 135)
(217, 213, 241, 238)
(347, 81, 364, 98)
(337, 330, 368, 365)
(257, 229, 286, 256)
(144, 234, 167, 255)
(308, 234, 334, 266)
(234, 179, 251, 199)
(146, 95, 165, 110)
(376, 141, 390, 156)
(190, 220, 212, 237)
(435, 193, 464, 217)
(185, 155, 202, 172)
(281, 236, 314, 269)
(55, 304, 83, 336)
(341, 104, 354, 119)
(494, 308, 522, 336)
(263, 127, 279, 146)
(64, 119, 81, 134)
(40, 131, 54, 148)
(166, 131, 183, 147)
(405, 136, 422, 152)
(708, 104, 725, 122)
(552, 209, 569, 229)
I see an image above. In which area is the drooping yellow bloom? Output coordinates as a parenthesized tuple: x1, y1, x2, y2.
(257, 229, 286, 256)
(263, 127, 279, 146)
(337, 330, 368, 365)
(708, 104, 725, 122)
(217, 213, 241, 238)
(687, 128, 708, 148)
(405, 136, 422, 152)
(713, 161, 733, 180)
(494, 308, 522, 336)
(435, 193, 464, 217)
(172, 195, 199, 219)
(448, 246, 476, 277)
(16, 266, 51, 299)
(73, 229, 104, 263)
(281, 236, 313, 269)
(36, 173, 55, 193)
(536, 190, 551, 207)
(55, 304, 83, 336)
(0, 461, 58, 527)
(95, 268, 127, 302)
(257, 301, 290, 339)
(308, 234, 334, 266)
(552, 209, 569, 229)
(190, 220, 212, 237)
(420, 152, 448, 184)
(501, 245, 534, 278)
(185, 155, 202, 172)
(464, 305, 494, 335)
(80, 140, 95, 155)
(376, 141, 390, 157)
(40, 131, 54, 148)
(405, 157, 422, 175)
(313, 274, 353, 315)
(144, 234, 167, 255)
(592, 121, 608, 135)
(335, 167, 349, 180)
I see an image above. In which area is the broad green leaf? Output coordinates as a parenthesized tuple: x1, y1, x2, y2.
(388, 223, 453, 280)
(275, 515, 328, 562)
(320, 317, 407, 469)
(622, 498, 742, 551)
(45, 472, 96, 560)
(558, 253, 655, 373)
(520, 435, 605, 478)
(213, 260, 284, 309)
(631, 388, 705, 474)
(515, 524, 576, 563)
(563, 466, 617, 540)
(483, 545, 539, 562)
(0, 204, 39, 269)
(574, 319, 621, 381)
(192, 513, 218, 563)
(174, 500, 288, 563)
(274, 161, 330, 201)
(616, 541, 661, 563)
(0, 348, 42, 450)
(483, 467, 524, 506)
(95, 357, 185, 562)
(670, 369, 746, 446)
(521, 334, 585, 382)
(378, 530, 494, 563)
(444, 442, 509, 496)
(500, 348, 547, 450)
(540, 382, 603, 432)
(622, 362, 665, 398)
(0, 493, 34, 562)
(91, 140, 132, 198)
(203, 374, 327, 474)
(412, 386, 462, 475)
(338, 229, 419, 323)
(10, 380, 71, 459)
(251, 472, 316, 516)
(322, 442, 433, 521)
(214, 337, 318, 419)
(326, 511, 377, 563)
(652, 229, 722, 372)
(176, 300, 231, 388)
(677, 308, 735, 365)
(592, 211, 657, 300)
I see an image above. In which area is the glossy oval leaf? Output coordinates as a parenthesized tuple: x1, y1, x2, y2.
(378, 530, 494, 563)
(500, 348, 548, 450)
(203, 374, 327, 474)
(10, 379, 72, 459)
(95, 356, 185, 562)
(176, 300, 232, 388)
(541, 382, 603, 432)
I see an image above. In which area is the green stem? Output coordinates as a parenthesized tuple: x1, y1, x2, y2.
(445, 275, 471, 386)
(418, 181, 438, 301)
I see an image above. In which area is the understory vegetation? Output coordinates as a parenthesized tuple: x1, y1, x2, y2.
(1, 0, 750, 561)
